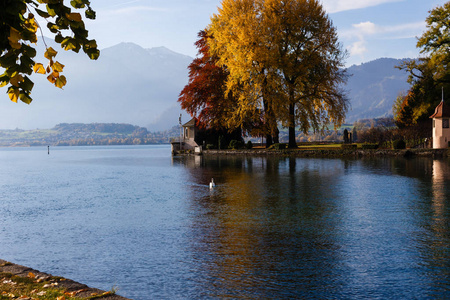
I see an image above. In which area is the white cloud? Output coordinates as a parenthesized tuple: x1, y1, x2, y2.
(321, 0, 404, 13)
(348, 40, 367, 56)
(353, 21, 378, 35)
(342, 20, 425, 57)
(342, 21, 425, 39)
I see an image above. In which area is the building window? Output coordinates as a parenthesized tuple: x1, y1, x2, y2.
(443, 119, 449, 129)
(185, 128, 189, 138)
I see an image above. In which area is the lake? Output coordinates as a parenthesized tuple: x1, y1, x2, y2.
(0, 145, 449, 299)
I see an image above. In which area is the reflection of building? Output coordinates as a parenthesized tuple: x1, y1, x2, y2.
(430, 100, 450, 149)
(171, 118, 201, 154)
(432, 160, 448, 213)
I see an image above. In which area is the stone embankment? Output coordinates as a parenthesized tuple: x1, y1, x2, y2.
(0, 259, 130, 299)
(203, 148, 449, 158)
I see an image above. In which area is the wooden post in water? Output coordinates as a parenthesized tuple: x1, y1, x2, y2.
(48, 145, 50, 155)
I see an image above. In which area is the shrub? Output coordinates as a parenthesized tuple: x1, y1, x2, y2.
(206, 144, 214, 150)
(229, 139, 244, 149)
(361, 143, 379, 149)
(341, 144, 357, 149)
(268, 143, 287, 150)
(393, 139, 406, 149)
(246, 141, 253, 149)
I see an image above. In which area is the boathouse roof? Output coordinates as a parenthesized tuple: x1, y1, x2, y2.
(430, 101, 450, 118)
(183, 118, 196, 127)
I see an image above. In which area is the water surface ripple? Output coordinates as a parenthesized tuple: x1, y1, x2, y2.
(0, 146, 449, 299)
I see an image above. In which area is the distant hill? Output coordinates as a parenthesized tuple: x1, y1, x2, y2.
(345, 58, 410, 123)
(0, 41, 193, 131)
(0, 40, 411, 131)
(0, 123, 179, 147)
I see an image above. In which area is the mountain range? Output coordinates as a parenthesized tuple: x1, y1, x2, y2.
(0, 41, 411, 130)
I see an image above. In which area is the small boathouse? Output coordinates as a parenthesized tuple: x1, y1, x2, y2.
(171, 118, 202, 154)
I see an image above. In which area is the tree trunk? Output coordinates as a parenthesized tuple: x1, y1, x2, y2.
(288, 103, 297, 148)
(262, 73, 279, 147)
(272, 127, 279, 144)
(263, 97, 277, 148)
(266, 134, 273, 148)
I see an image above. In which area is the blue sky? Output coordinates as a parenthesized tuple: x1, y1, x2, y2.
(83, 0, 447, 66)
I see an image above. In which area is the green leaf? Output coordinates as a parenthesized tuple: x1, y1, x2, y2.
(47, 22, 59, 33)
(70, 0, 85, 9)
(46, 4, 56, 17)
(0, 52, 19, 69)
(22, 44, 37, 58)
(55, 75, 67, 88)
(19, 76, 34, 92)
(85, 48, 100, 60)
(19, 92, 33, 104)
(35, 8, 50, 18)
(20, 55, 35, 74)
(0, 74, 10, 88)
(55, 33, 64, 44)
(61, 37, 80, 52)
(85, 7, 96, 20)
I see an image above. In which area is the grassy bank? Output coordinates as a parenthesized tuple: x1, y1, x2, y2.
(0, 260, 128, 300)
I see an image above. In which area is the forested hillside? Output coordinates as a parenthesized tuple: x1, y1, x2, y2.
(0, 123, 179, 147)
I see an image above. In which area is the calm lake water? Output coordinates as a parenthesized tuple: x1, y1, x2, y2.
(0, 145, 449, 299)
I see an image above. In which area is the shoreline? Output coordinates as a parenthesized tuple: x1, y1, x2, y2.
(200, 148, 449, 158)
(0, 259, 130, 299)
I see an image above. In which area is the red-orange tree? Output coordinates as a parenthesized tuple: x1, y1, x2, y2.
(178, 31, 235, 130)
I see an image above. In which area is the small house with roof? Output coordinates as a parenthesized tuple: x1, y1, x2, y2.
(430, 100, 450, 148)
(171, 118, 201, 154)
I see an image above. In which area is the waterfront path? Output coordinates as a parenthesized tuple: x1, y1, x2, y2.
(202, 148, 449, 158)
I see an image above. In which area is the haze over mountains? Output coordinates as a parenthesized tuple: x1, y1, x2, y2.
(0, 41, 411, 131)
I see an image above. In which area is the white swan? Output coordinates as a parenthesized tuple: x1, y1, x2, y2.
(209, 178, 215, 189)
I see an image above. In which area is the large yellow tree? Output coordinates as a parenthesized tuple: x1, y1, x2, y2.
(0, 0, 99, 104)
(209, 0, 348, 148)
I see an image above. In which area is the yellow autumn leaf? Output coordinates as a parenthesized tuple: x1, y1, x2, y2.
(8, 88, 19, 103)
(28, 272, 36, 278)
(10, 74, 24, 87)
(25, 13, 39, 34)
(55, 75, 67, 89)
(66, 12, 82, 22)
(52, 61, 65, 72)
(57, 296, 66, 300)
(33, 63, 47, 74)
(47, 72, 57, 84)
(44, 47, 58, 60)
(8, 27, 21, 49)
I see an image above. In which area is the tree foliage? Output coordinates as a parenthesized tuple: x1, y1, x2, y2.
(208, 0, 348, 148)
(0, 0, 99, 104)
(178, 31, 235, 130)
(395, 2, 450, 126)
